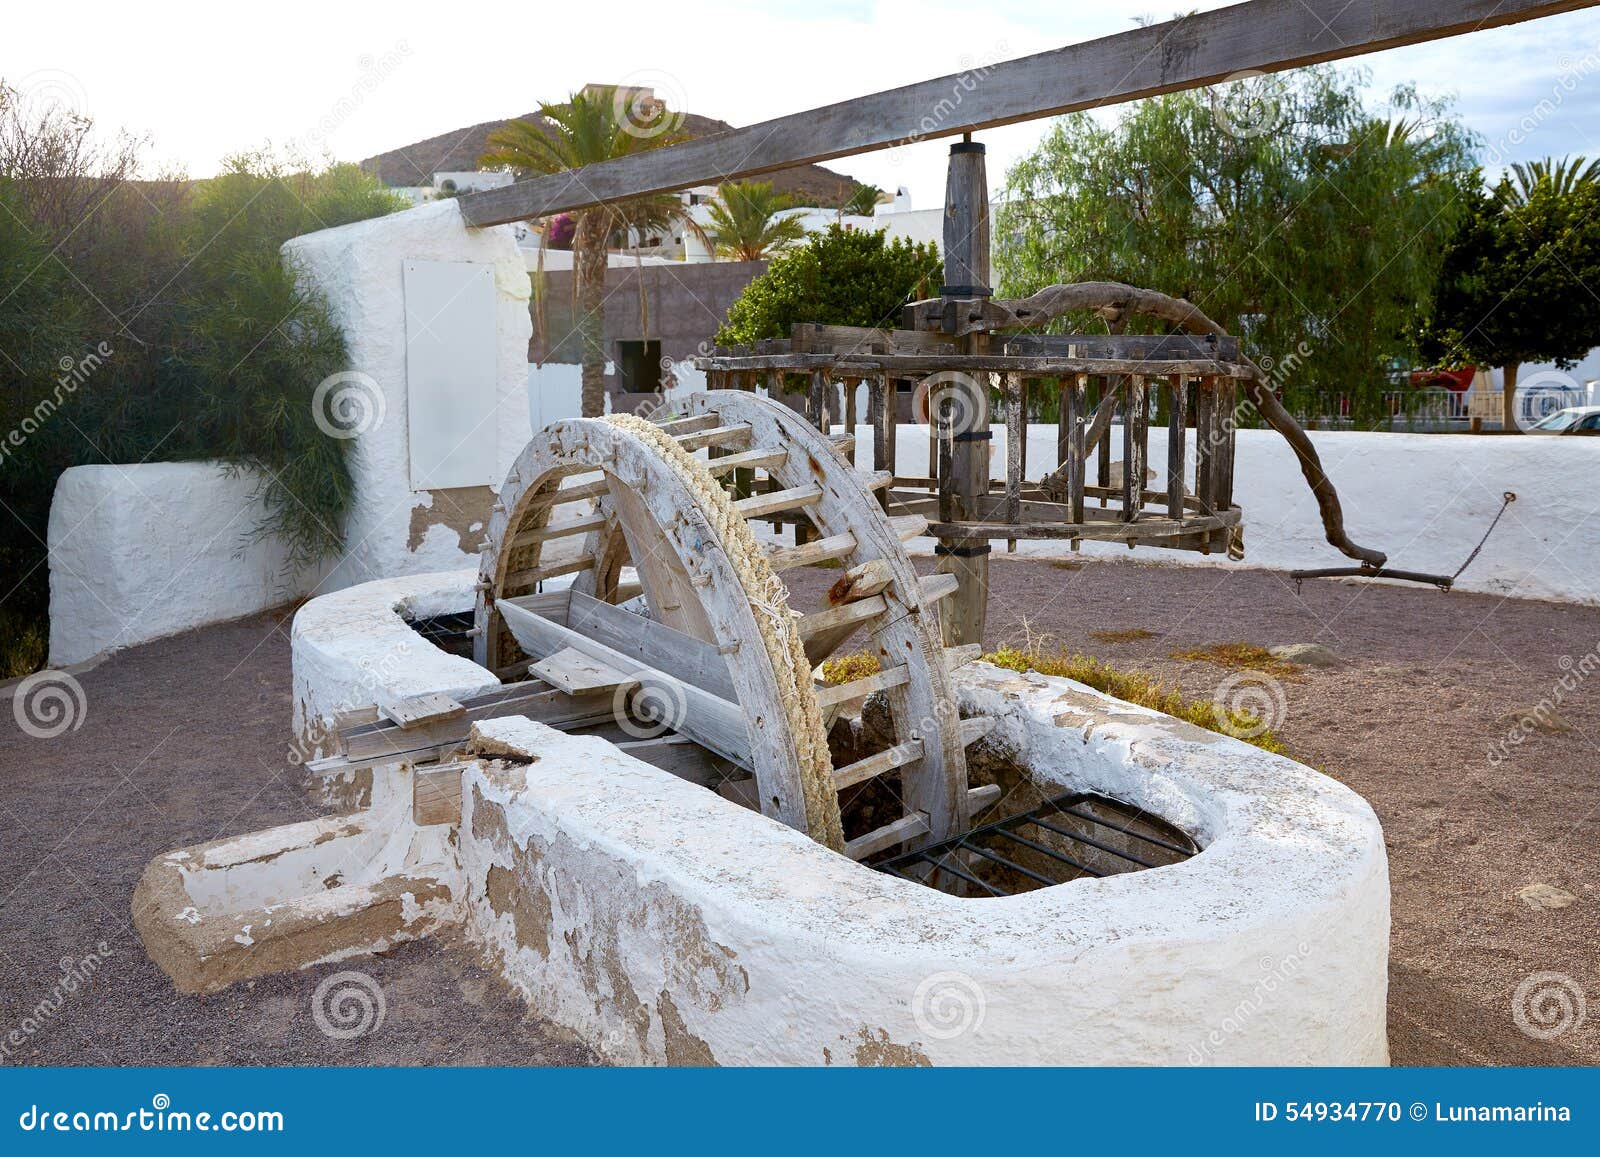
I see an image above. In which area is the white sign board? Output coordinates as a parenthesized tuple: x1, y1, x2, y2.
(403, 259, 498, 490)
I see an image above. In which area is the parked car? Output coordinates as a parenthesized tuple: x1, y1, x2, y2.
(1528, 405, 1600, 434)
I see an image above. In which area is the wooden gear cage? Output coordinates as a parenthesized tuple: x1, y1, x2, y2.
(387, 0, 1574, 865)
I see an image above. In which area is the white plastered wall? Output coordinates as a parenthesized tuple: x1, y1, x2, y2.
(284, 569, 1390, 1065)
(856, 423, 1600, 605)
(47, 461, 320, 667)
(283, 198, 533, 593)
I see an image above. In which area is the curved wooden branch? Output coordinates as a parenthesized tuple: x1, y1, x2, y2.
(995, 281, 1387, 569)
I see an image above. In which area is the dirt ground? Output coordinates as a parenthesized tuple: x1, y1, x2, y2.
(2, 555, 1596, 1066)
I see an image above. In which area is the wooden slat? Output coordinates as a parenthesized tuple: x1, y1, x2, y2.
(855, 468, 894, 492)
(926, 512, 1234, 543)
(674, 422, 753, 452)
(376, 691, 463, 730)
(1067, 374, 1087, 529)
(497, 597, 752, 770)
(891, 513, 928, 541)
(1005, 374, 1023, 552)
(832, 739, 924, 790)
(340, 685, 615, 763)
(527, 646, 640, 695)
(734, 483, 823, 519)
(459, 3, 1580, 224)
(796, 594, 887, 640)
(504, 553, 596, 588)
(413, 763, 467, 826)
(814, 664, 911, 710)
(845, 812, 930, 861)
(703, 447, 787, 476)
(561, 590, 736, 700)
(509, 510, 607, 548)
(527, 476, 609, 510)
(767, 530, 856, 571)
(968, 783, 1002, 813)
(918, 573, 959, 603)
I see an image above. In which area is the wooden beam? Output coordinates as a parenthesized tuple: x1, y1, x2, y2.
(496, 597, 753, 770)
(459, 1, 1588, 224)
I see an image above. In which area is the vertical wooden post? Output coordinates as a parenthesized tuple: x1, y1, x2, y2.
(1123, 374, 1148, 526)
(1167, 374, 1187, 521)
(1004, 374, 1023, 552)
(1067, 374, 1087, 545)
(1195, 376, 1217, 554)
(1095, 376, 1112, 502)
(935, 136, 992, 649)
(870, 373, 897, 511)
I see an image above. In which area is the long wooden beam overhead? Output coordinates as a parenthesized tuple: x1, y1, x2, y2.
(460, 0, 1593, 226)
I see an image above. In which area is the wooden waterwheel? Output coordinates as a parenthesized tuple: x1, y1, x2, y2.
(473, 390, 996, 859)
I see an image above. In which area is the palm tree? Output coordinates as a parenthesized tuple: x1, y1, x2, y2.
(698, 182, 808, 261)
(1501, 156, 1600, 206)
(481, 86, 688, 416)
(839, 183, 885, 217)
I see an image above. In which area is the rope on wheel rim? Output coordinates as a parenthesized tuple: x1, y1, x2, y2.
(604, 413, 845, 853)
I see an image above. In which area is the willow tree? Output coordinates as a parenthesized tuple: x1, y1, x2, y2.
(995, 69, 1476, 423)
(482, 87, 688, 416)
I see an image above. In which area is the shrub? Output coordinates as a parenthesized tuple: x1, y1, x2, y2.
(716, 223, 939, 344)
(0, 88, 405, 673)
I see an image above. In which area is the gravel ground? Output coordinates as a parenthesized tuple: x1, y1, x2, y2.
(2, 556, 1596, 1066)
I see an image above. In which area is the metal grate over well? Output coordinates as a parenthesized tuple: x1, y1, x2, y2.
(874, 792, 1199, 898)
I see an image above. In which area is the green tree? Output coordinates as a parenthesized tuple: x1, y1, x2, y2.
(1502, 156, 1600, 206)
(995, 68, 1476, 422)
(697, 181, 807, 261)
(481, 86, 689, 416)
(1425, 167, 1600, 430)
(839, 183, 885, 217)
(0, 104, 404, 675)
(718, 223, 939, 344)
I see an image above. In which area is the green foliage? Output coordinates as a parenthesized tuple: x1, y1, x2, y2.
(996, 68, 1477, 422)
(697, 181, 807, 261)
(717, 224, 940, 344)
(0, 108, 404, 673)
(481, 86, 689, 416)
(1424, 169, 1600, 372)
(840, 184, 884, 216)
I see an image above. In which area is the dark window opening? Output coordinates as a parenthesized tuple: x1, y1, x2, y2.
(615, 340, 665, 394)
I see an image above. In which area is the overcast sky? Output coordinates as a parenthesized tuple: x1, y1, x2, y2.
(7, 1, 1600, 207)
